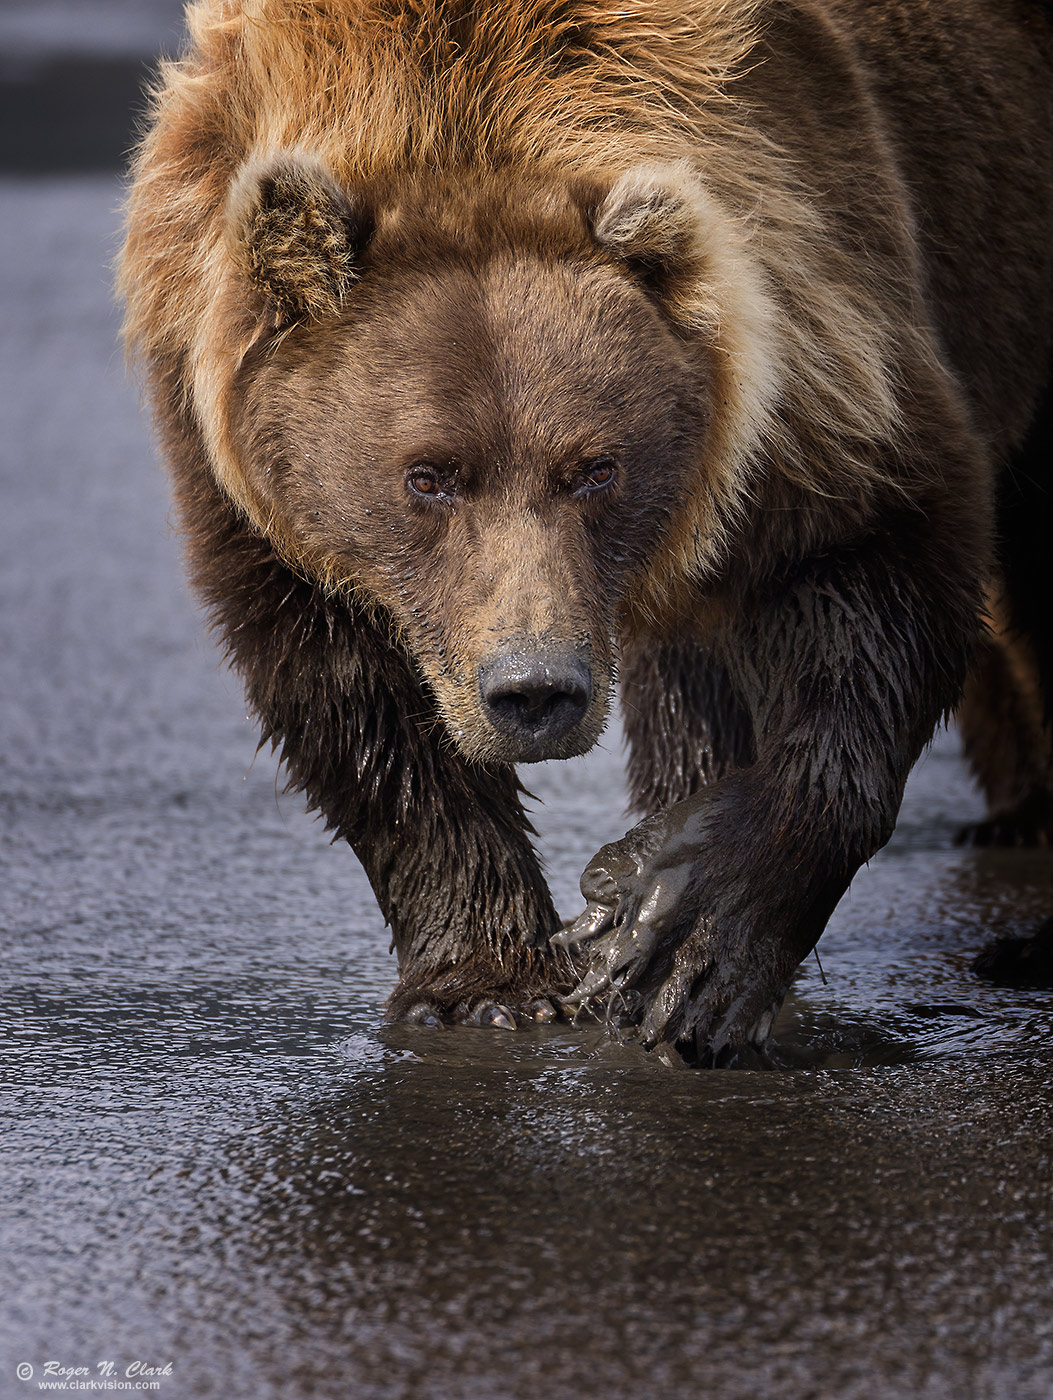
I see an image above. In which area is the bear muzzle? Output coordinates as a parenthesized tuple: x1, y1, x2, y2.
(477, 643, 593, 761)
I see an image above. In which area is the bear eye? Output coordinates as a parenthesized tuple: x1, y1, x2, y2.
(574, 455, 618, 496)
(407, 463, 452, 502)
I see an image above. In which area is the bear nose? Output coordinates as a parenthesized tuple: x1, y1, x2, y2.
(478, 649, 591, 745)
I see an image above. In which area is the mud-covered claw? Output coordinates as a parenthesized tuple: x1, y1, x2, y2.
(469, 1001, 518, 1030)
(403, 1002, 445, 1027)
(555, 893, 638, 954)
(562, 962, 616, 1006)
(525, 996, 559, 1023)
(653, 1041, 688, 1070)
(557, 902, 613, 946)
(390, 982, 575, 1031)
(748, 1000, 782, 1046)
(559, 919, 659, 1007)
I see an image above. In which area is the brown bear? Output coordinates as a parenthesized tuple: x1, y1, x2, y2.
(120, 0, 1053, 1063)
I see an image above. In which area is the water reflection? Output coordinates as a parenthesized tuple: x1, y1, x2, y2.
(179, 1031, 1053, 1399)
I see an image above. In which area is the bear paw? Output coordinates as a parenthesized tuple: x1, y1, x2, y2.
(558, 908, 786, 1065)
(395, 993, 564, 1031)
(554, 795, 793, 1064)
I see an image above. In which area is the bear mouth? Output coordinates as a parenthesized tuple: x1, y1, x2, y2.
(479, 703, 607, 764)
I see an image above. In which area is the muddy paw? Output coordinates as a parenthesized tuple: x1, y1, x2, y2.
(554, 800, 795, 1064)
(395, 992, 564, 1031)
(552, 813, 700, 1013)
(560, 911, 787, 1062)
(621, 918, 787, 1062)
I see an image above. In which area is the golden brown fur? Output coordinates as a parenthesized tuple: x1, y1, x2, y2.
(121, 0, 921, 613)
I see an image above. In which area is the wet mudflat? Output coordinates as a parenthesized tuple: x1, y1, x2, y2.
(2, 175, 1053, 1400)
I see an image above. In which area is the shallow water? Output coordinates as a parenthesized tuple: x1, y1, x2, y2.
(2, 176, 1052, 1400)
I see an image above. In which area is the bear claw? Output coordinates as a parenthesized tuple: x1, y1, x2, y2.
(525, 996, 559, 1023)
(392, 989, 573, 1031)
(467, 1001, 518, 1030)
(403, 1002, 445, 1028)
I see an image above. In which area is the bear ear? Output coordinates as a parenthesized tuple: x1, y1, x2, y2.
(225, 152, 373, 326)
(588, 166, 704, 301)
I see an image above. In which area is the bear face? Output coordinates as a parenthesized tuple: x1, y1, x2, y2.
(225, 163, 711, 763)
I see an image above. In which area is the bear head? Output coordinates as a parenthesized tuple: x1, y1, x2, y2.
(212, 154, 768, 764)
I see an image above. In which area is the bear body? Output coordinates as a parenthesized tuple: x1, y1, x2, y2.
(121, 0, 1053, 1059)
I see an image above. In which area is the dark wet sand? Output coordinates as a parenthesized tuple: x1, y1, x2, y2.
(1, 174, 1052, 1400)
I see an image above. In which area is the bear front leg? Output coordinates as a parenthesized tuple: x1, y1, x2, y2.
(559, 510, 983, 1062)
(253, 599, 572, 1026)
(174, 458, 570, 1029)
(619, 635, 756, 817)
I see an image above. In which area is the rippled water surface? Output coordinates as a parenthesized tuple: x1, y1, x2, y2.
(2, 178, 1052, 1400)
